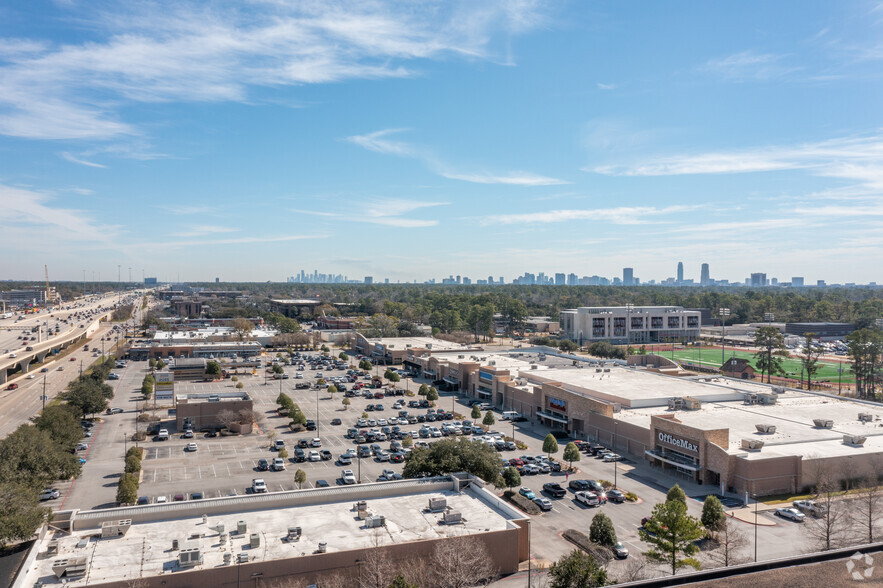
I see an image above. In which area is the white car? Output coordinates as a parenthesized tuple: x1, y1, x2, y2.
(26, 374, 35, 379)
(185, 442, 198, 452)
(272, 457, 286, 471)
(376, 450, 390, 462)
(775, 507, 805, 522)
(155, 495, 168, 503)
(251, 479, 268, 493)
(309, 450, 321, 462)
(341, 469, 357, 485)
(533, 497, 553, 511)
(310, 438, 322, 447)
(39, 488, 60, 501)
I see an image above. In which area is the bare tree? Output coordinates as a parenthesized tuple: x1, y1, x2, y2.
(215, 409, 239, 430)
(359, 530, 394, 588)
(431, 534, 498, 588)
(851, 474, 883, 544)
(805, 470, 852, 551)
(237, 408, 258, 425)
(704, 517, 750, 568)
(616, 553, 657, 583)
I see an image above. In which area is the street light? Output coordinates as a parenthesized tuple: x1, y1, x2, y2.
(719, 308, 731, 368)
(613, 419, 618, 490)
(753, 493, 758, 562)
(624, 303, 634, 355)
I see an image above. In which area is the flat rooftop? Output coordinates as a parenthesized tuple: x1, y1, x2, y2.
(620, 390, 883, 460)
(176, 392, 250, 403)
(368, 337, 470, 352)
(431, 352, 552, 375)
(22, 482, 518, 587)
(519, 366, 763, 408)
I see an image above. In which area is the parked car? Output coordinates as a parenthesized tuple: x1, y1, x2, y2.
(251, 479, 268, 493)
(106, 407, 124, 414)
(185, 442, 198, 452)
(607, 489, 626, 503)
(39, 488, 60, 501)
(575, 491, 601, 507)
(533, 497, 553, 511)
(775, 507, 806, 522)
(257, 458, 270, 471)
(569, 480, 591, 492)
(613, 542, 629, 559)
(341, 469, 357, 485)
(518, 487, 536, 500)
(338, 454, 352, 465)
(294, 447, 306, 462)
(542, 482, 566, 498)
(272, 457, 286, 471)
(793, 499, 827, 517)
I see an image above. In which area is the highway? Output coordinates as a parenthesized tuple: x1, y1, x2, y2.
(0, 291, 152, 440)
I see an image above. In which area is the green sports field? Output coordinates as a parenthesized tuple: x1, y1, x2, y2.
(662, 346, 855, 384)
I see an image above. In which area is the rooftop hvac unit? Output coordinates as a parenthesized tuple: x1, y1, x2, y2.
(859, 413, 874, 423)
(52, 557, 88, 579)
(287, 527, 302, 541)
(237, 520, 247, 534)
(100, 519, 132, 538)
(458, 355, 464, 359)
(365, 515, 386, 528)
(223, 552, 233, 564)
(755, 424, 777, 434)
(237, 553, 249, 563)
(353, 500, 367, 512)
(682, 397, 701, 410)
(596, 368, 602, 373)
(442, 511, 463, 525)
(489, 361, 496, 366)
(531, 365, 537, 370)
(178, 547, 204, 568)
(428, 497, 447, 512)
(249, 533, 260, 548)
(743, 394, 757, 405)
(813, 419, 834, 429)
(741, 439, 764, 450)
(603, 368, 610, 373)
(317, 542, 327, 553)
(772, 386, 785, 394)
(757, 393, 777, 405)
(844, 435, 868, 446)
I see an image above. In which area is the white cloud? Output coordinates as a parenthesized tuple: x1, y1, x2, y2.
(346, 128, 568, 185)
(486, 205, 700, 225)
(596, 82, 616, 90)
(170, 225, 240, 237)
(0, 1, 548, 141)
(127, 234, 326, 250)
(158, 204, 214, 215)
(701, 50, 802, 81)
(61, 152, 106, 168)
(289, 198, 447, 228)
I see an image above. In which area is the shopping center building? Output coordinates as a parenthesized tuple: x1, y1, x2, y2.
(559, 305, 701, 345)
(412, 345, 883, 496)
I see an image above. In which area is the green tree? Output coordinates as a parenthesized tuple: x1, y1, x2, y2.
(385, 370, 401, 387)
(800, 333, 823, 390)
(231, 317, 255, 340)
(148, 358, 156, 368)
(548, 549, 609, 588)
(35, 404, 82, 450)
(543, 433, 560, 459)
(426, 387, 439, 403)
(141, 374, 154, 399)
(701, 495, 726, 534)
(562, 442, 581, 470)
(419, 383, 430, 397)
(338, 352, 348, 361)
(342, 397, 351, 410)
(116, 473, 139, 504)
(124, 453, 141, 474)
(67, 380, 108, 418)
(327, 385, 337, 398)
(558, 340, 579, 353)
(235, 382, 244, 389)
(753, 326, 787, 383)
(359, 359, 373, 371)
(589, 512, 617, 547)
(666, 484, 687, 506)
(0, 482, 49, 547)
(155, 358, 165, 370)
(206, 360, 221, 377)
(471, 404, 482, 419)
(848, 328, 883, 399)
(401, 434, 413, 448)
(294, 468, 307, 488)
(640, 499, 703, 576)
(482, 410, 495, 429)
(502, 466, 521, 491)
(289, 405, 307, 426)
(387, 574, 418, 588)
(271, 363, 284, 374)
(277, 447, 289, 460)
(403, 438, 501, 483)
(276, 392, 294, 411)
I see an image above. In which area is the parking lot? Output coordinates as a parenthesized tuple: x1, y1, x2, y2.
(58, 350, 811, 569)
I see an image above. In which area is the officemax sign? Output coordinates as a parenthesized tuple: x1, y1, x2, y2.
(658, 432, 698, 454)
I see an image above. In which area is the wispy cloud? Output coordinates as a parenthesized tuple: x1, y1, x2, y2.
(596, 82, 616, 91)
(701, 50, 802, 81)
(290, 198, 447, 228)
(158, 204, 214, 215)
(170, 225, 240, 237)
(0, 1, 548, 141)
(60, 152, 106, 168)
(346, 128, 569, 186)
(485, 205, 701, 225)
(128, 234, 326, 250)
(588, 134, 883, 198)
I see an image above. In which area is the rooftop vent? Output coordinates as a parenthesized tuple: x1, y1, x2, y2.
(757, 393, 777, 405)
(365, 515, 386, 528)
(772, 386, 785, 394)
(100, 519, 132, 538)
(844, 435, 867, 446)
(52, 557, 88, 579)
(741, 439, 764, 451)
(859, 413, 874, 423)
(813, 419, 834, 429)
(178, 547, 204, 568)
(755, 424, 777, 434)
(442, 511, 463, 525)
(428, 497, 447, 512)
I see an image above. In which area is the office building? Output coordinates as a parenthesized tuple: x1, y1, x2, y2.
(677, 262, 684, 284)
(750, 273, 767, 287)
(622, 268, 634, 286)
(559, 306, 701, 345)
(700, 263, 710, 286)
(791, 277, 804, 287)
(364, 276, 373, 284)
(555, 273, 565, 285)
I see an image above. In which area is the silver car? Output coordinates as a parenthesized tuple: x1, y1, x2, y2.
(775, 507, 805, 522)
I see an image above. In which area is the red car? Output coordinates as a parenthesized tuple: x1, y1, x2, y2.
(69, 357, 76, 362)
(509, 458, 524, 467)
(6, 383, 19, 390)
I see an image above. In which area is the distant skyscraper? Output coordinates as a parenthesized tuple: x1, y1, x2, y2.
(677, 262, 684, 283)
(792, 277, 804, 287)
(364, 276, 373, 284)
(700, 263, 710, 286)
(555, 273, 565, 285)
(622, 268, 634, 286)
(750, 273, 767, 287)
(567, 273, 577, 286)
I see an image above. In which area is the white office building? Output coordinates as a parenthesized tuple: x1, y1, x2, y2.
(559, 305, 701, 345)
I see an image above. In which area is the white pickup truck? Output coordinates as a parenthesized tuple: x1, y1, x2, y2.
(251, 479, 268, 493)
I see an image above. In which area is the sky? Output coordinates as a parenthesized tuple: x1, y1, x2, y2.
(1, 0, 883, 285)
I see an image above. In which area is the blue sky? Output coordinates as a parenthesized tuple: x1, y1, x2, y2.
(1, 1, 882, 284)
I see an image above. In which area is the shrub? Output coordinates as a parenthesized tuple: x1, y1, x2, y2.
(124, 454, 141, 474)
(116, 473, 139, 504)
(589, 512, 617, 547)
(625, 491, 639, 502)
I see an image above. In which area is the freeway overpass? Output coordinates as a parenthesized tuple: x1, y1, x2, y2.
(0, 314, 110, 384)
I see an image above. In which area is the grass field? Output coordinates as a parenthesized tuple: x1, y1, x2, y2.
(663, 346, 855, 384)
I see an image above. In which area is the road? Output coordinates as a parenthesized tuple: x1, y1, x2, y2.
(0, 293, 151, 440)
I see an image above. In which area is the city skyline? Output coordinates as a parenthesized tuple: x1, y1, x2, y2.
(2, 2, 883, 282)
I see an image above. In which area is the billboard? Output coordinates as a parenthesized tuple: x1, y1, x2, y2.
(155, 371, 174, 400)
(548, 397, 566, 412)
(479, 370, 494, 382)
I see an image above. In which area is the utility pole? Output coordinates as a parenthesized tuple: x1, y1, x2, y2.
(719, 308, 731, 369)
(42, 375, 47, 410)
(117, 264, 121, 305)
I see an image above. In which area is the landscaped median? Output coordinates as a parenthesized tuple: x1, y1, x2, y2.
(116, 446, 144, 505)
(502, 490, 542, 515)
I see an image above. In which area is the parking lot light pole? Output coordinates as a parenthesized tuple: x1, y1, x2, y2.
(754, 493, 758, 562)
(719, 308, 730, 368)
(316, 387, 320, 441)
(613, 420, 618, 490)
